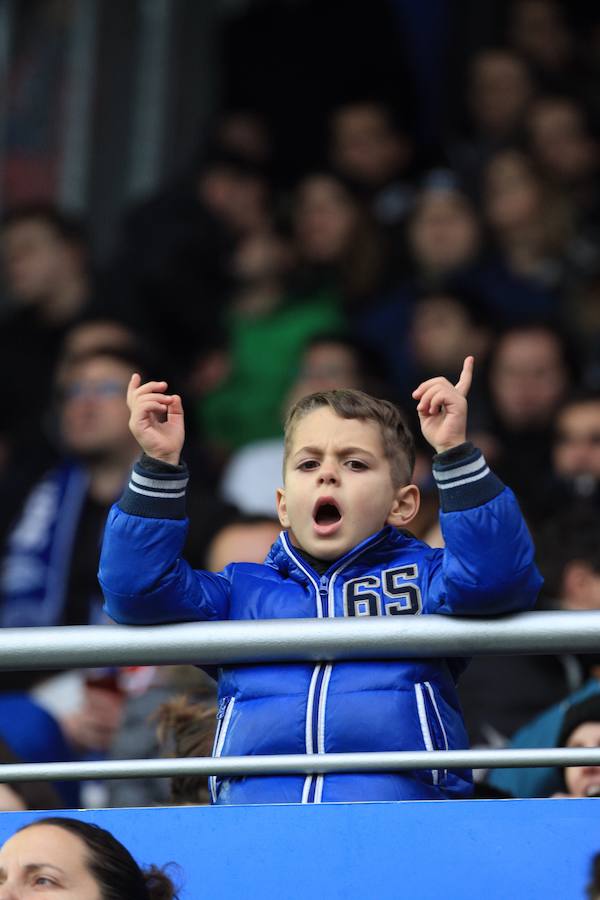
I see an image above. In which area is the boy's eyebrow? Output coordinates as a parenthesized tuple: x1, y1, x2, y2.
(292, 445, 377, 460)
(292, 445, 323, 459)
(340, 446, 377, 459)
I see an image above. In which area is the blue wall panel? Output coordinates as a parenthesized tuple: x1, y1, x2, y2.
(0, 799, 597, 898)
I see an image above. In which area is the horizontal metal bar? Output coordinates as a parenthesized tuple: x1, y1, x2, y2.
(1, 611, 600, 671)
(1, 748, 599, 783)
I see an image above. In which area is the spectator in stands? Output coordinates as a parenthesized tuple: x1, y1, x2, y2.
(409, 290, 491, 381)
(0, 693, 82, 809)
(448, 48, 536, 187)
(0, 204, 100, 478)
(485, 504, 600, 799)
(570, 276, 600, 383)
(0, 345, 148, 802)
(484, 322, 575, 518)
(0, 736, 61, 811)
(0, 340, 229, 807)
(353, 170, 490, 394)
(0, 345, 148, 637)
(482, 146, 599, 307)
(196, 205, 344, 457)
(155, 695, 216, 805)
(549, 389, 600, 510)
(536, 505, 600, 616)
(405, 170, 482, 286)
(0, 817, 179, 898)
(58, 318, 144, 367)
(459, 501, 598, 761)
(210, 107, 273, 169)
(327, 99, 416, 233)
(362, 285, 495, 547)
(457, 349, 588, 758)
(108, 140, 273, 388)
(106, 664, 217, 811)
(197, 146, 271, 243)
(506, 0, 582, 95)
(290, 170, 389, 311)
(355, 164, 564, 400)
(100, 356, 542, 804)
(407, 288, 493, 432)
(553, 695, 600, 798)
(205, 516, 281, 572)
(525, 94, 599, 222)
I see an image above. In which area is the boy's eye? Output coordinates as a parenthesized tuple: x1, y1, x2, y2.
(346, 459, 368, 471)
(298, 460, 319, 470)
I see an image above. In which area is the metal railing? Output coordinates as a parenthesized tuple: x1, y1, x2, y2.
(3, 610, 600, 669)
(2, 611, 600, 782)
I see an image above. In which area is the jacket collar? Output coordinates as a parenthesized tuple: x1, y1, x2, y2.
(265, 525, 405, 586)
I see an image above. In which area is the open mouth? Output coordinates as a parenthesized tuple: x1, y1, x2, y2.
(312, 497, 342, 534)
(585, 784, 600, 798)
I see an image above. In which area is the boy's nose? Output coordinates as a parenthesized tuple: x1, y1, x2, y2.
(318, 463, 339, 484)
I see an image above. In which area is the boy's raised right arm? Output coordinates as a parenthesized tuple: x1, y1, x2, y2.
(126, 373, 185, 467)
(98, 375, 231, 625)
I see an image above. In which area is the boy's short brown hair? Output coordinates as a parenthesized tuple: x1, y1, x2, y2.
(283, 389, 415, 486)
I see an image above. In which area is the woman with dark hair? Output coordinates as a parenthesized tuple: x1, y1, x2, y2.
(291, 170, 389, 309)
(0, 816, 179, 899)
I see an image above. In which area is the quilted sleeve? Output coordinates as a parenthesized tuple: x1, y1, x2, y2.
(98, 457, 231, 624)
(425, 443, 543, 616)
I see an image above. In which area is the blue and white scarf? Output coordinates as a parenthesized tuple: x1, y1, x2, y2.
(0, 462, 105, 627)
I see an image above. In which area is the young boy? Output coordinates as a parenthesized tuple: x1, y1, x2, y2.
(99, 357, 542, 803)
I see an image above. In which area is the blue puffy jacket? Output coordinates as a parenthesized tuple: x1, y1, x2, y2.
(99, 444, 542, 804)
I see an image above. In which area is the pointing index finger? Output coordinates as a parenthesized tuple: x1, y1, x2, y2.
(127, 372, 141, 404)
(455, 356, 474, 397)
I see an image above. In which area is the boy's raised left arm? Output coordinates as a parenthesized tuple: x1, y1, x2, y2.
(412, 355, 473, 455)
(413, 357, 543, 616)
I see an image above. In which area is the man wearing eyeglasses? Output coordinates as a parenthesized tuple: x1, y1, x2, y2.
(0, 348, 147, 788)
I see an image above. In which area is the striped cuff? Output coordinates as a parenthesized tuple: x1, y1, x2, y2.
(118, 459, 189, 519)
(432, 442, 504, 512)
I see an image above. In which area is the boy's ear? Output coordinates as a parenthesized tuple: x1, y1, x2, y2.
(386, 484, 420, 528)
(276, 487, 290, 528)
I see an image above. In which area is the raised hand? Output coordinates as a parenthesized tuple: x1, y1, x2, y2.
(412, 356, 474, 453)
(127, 373, 185, 465)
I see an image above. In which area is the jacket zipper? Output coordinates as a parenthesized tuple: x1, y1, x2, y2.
(313, 536, 388, 803)
(281, 531, 388, 804)
(307, 579, 330, 803)
(280, 534, 322, 803)
(209, 696, 235, 803)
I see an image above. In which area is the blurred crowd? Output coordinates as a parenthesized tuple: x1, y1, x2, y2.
(0, 0, 599, 809)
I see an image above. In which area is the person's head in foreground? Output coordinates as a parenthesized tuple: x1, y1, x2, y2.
(558, 695, 600, 798)
(276, 389, 419, 561)
(587, 850, 600, 900)
(0, 817, 179, 899)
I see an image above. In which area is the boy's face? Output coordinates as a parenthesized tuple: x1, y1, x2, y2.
(277, 407, 418, 561)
